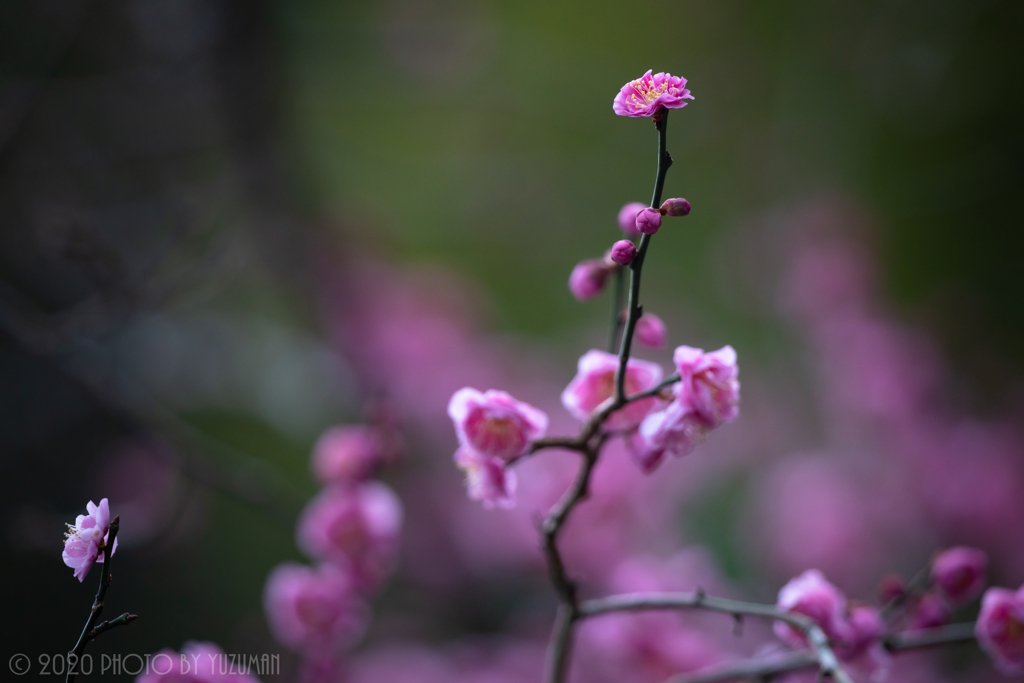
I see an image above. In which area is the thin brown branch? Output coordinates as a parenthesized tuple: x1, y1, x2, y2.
(579, 592, 853, 683)
(660, 621, 979, 683)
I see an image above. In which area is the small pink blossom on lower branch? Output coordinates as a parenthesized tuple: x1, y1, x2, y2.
(774, 569, 852, 649)
(561, 350, 664, 431)
(454, 447, 517, 509)
(931, 546, 987, 605)
(447, 388, 548, 462)
(62, 498, 118, 582)
(673, 345, 740, 428)
(296, 482, 403, 591)
(263, 563, 367, 656)
(613, 70, 694, 118)
(137, 641, 262, 683)
(976, 585, 1024, 674)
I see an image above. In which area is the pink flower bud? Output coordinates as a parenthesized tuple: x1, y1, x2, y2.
(569, 259, 614, 301)
(879, 574, 906, 603)
(976, 584, 1024, 674)
(932, 546, 987, 605)
(660, 198, 691, 216)
(263, 563, 366, 657)
(635, 207, 662, 235)
(617, 202, 646, 236)
(910, 592, 950, 630)
(609, 240, 637, 266)
(635, 313, 667, 349)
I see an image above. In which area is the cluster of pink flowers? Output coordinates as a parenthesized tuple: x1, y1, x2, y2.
(447, 342, 740, 508)
(768, 548, 1024, 677)
(62, 497, 118, 582)
(263, 422, 402, 674)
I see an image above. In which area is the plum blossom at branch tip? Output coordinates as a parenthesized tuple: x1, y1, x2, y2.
(613, 70, 694, 118)
(62, 497, 118, 582)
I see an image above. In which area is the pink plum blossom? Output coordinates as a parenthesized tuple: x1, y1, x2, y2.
(774, 569, 852, 649)
(561, 350, 664, 431)
(62, 498, 118, 582)
(312, 425, 385, 485)
(910, 592, 950, 630)
(263, 562, 366, 656)
(618, 202, 647, 236)
(296, 482, 403, 591)
(569, 259, 614, 301)
(660, 198, 691, 217)
(632, 400, 708, 472)
(613, 70, 694, 118)
(634, 313, 667, 349)
(448, 388, 548, 462)
(673, 345, 740, 428)
(837, 606, 884, 662)
(629, 345, 739, 472)
(137, 641, 262, 682)
(454, 447, 517, 509)
(580, 613, 723, 683)
(931, 546, 987, 605)
(635, 207, 662, 235)
(609, 240, 637, 266)
(976, 585, 1024, 674)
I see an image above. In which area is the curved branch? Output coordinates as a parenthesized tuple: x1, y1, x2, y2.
(579, 592, 853, 683)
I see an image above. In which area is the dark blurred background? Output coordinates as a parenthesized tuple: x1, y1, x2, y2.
(2, 0, 1022, 679)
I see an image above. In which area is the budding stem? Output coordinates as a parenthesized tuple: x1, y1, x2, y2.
(615, 108, 671, 403)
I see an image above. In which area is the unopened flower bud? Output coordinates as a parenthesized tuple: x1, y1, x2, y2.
(568, 259, 614, 301)
(635, 312, 667, 349)
(660, 197, 691, 216)
(617, 202, 646, 236)
(635, 207, 662, 235)
(932, 547, 987, 605)
(879, 574, 906, 604)
(910, 592, 950, 630)
(609, 240, 637, 266)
